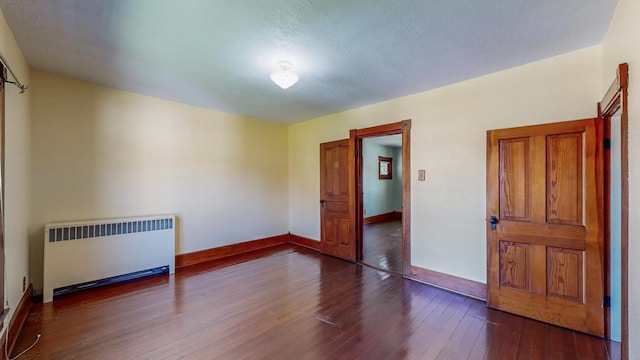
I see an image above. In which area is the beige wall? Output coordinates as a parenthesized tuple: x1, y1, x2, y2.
(289, 46, 602, 283)
(30, 72, 289, 293)
(0, 8, 31, 335)
(602, 0, 640, 354)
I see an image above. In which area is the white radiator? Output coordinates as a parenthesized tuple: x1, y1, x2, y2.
(43, 215, 176, 303)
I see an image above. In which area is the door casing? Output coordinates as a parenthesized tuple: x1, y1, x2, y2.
(599, 63, 629, 353)
(352, 120, 412, 276)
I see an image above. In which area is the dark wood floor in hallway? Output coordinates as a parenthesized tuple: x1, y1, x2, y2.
(362, 219, 402, 274)
(13, 244, 617, 359)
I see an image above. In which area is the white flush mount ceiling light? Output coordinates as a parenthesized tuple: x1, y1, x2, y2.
(270, 60, 299, 89)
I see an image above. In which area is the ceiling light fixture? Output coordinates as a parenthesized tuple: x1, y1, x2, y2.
(270, 60, 299, 89)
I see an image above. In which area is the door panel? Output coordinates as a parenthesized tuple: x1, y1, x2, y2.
(546, 133, 583, 225)
(500, 241, 530, 291)
(320, 139, 356, 261)
(487, 119, 604, 336)
(547, 247, 583, 302)
(499, 137, 531, 221)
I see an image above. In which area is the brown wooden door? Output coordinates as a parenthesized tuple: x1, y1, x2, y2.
(487, 119, 604, 336)
(320, 139, 356, 261)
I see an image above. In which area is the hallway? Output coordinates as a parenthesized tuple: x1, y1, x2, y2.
(362, 219, 402, 274)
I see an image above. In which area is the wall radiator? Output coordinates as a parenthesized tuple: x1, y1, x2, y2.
(43, 215, 176, 303)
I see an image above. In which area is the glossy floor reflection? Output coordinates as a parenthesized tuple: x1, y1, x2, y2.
(362, 219, 402, 274)
(13, 244, 618, 359)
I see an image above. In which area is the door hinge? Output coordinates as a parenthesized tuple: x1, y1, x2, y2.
(604, 138, 611, 150)
(355, 149, 359, 157)
(604, 295, 611, 308)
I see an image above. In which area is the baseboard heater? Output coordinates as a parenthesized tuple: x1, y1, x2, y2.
(53, 266, 169, 297)
(43, 215, 176, 303)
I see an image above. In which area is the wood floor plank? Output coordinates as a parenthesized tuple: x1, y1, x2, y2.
(561, 330, 579, 360)
(606, 338, 621, 360)
(516, 318, 549, 360)
(436, 314, 485, 359)
(362, 219, 402, 274)
(403, 294, 471, 359)
(11, 244, 617, 359)
(547, 325, 566, 359)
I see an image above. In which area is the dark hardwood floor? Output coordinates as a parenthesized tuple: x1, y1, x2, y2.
(362, 219, 402, 274)
(12, 244, 618, 359)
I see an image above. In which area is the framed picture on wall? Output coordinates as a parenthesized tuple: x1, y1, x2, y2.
(379, 156, 392, 180)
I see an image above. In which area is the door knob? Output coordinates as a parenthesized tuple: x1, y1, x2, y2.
(320, 199, 325, 207)
(489, 216, 498, 230)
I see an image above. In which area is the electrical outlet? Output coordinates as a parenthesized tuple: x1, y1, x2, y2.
(5, 300, 9, 308)
(23, 276, 26, 292)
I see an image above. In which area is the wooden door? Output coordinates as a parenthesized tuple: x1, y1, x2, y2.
(320, 139, 356, 261)
(487, 119, 604, 336)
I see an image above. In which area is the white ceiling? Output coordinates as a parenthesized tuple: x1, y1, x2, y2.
(0, 0, 618, 124)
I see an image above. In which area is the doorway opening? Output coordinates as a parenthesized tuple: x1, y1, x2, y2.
(352, 120, 411, 276)
(599, 63, 628, 351)
(604, 110, 622, 342)
(360, 135, 403, 274)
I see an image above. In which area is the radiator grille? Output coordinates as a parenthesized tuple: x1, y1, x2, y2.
(48, 218, 173, 242)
